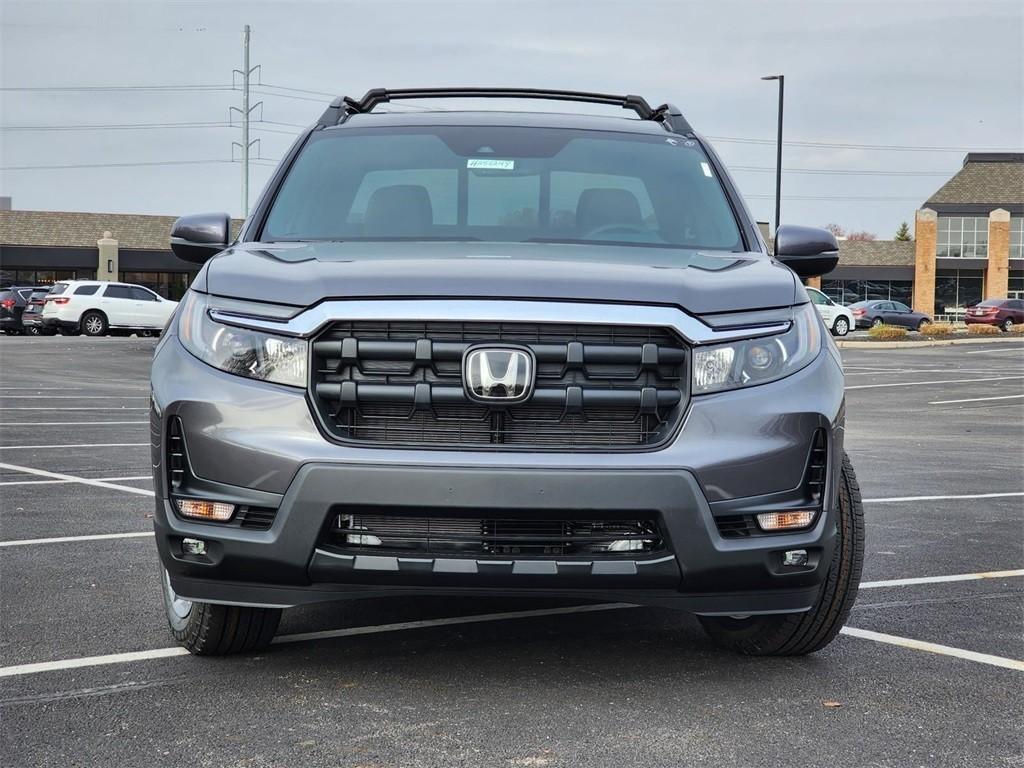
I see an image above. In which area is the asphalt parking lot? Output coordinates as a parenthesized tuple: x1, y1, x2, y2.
(0, 336, 1021, 768)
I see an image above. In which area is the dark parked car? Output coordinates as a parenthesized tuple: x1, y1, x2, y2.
(0, 286, 47, 335)
(850, 300, 931, 331)
(964, 298, 1024, 332)
(20, 290, 56, 335)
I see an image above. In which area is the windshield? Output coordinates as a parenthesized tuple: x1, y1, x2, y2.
(261, 126, 742, 251)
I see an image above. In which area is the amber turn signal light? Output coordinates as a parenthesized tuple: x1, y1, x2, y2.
(756, 510, 815, 531)
(176, 499, 235, 522)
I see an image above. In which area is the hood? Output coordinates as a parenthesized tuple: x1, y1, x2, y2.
(201, 241, 797, 315)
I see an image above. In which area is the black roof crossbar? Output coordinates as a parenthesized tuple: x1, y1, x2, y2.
(316, 87, 693, 133)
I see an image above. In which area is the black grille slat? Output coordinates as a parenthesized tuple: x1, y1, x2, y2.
(325, 513, 664, 557)
(310, 320, 688, 449)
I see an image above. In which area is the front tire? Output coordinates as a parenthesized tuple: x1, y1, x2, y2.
(161, 568, 281, 655)
(698, 452, 864, 656)
(916, 318, 929, 332)
(832, 317, 850, 337)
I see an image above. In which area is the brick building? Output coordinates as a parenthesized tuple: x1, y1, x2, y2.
(0, 210, 240, 300)
(818, 152, 1023, 316)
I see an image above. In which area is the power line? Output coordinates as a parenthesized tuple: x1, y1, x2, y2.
(708, 135, 1021, 153)
(0, 84, 233, 93)
(0, 121, 234, 131)
(731, 166, 949, 177)
(1, 159, 242, 171)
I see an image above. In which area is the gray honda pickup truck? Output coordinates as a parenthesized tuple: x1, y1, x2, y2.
(153, 88, 863, 657)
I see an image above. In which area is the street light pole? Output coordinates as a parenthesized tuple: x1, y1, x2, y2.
(761, 74, 784, 233)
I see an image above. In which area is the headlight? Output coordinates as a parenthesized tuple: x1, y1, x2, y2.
(692, 303, 821, 394)
(177, 291, 307, 388)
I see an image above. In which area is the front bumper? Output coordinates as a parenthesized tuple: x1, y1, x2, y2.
(152, 325, 846, 616)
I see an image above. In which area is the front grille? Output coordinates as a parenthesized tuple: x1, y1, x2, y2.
(309, 320, 689, 449)
(321, 512, 664, 557)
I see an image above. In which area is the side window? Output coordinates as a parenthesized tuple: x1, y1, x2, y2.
(103, 285, 133, 300)
(74, 285, 100, 296)
(892, 301, 910, 312)
(807, 289, 829, 306)
(131, 287, 158, 301)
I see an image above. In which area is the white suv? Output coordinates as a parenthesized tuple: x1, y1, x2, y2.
(806, 286, 854, 336)
(41, 280, 178, 336)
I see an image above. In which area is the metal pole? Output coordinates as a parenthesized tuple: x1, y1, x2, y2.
(774, 75, 784, 232)
(241, 24, 250, 216)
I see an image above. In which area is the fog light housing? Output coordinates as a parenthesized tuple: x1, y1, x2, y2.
(782, 549, 809, 567)
(182, 537, 207, 556)
(176, 498, 235, 522)
(756, 510, 815, 531)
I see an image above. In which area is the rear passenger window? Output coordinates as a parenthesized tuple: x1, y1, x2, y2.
(103, 285, 133, 299)
(131, 287, 158, 301)
(74, 285, 100, 296)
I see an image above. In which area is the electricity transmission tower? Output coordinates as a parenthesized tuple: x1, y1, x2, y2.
(230, 24, 261, 216)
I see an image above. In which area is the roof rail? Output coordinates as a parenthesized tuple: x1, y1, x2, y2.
(316, 87, 692, 133)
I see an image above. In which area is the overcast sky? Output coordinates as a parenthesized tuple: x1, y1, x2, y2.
(2, 0, 1022, 238)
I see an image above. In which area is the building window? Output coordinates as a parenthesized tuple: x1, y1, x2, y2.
(1009, 269, 1024, 299)
(1011, 217, 1023, 260)
(118, 271, 192, 300)
(0, 269, 92, 288)
(937, 216, 988, 258)
(822, 279, 913, 305)
(934, 269, 984, 315)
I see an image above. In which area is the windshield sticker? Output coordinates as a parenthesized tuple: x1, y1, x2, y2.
(700, 162, 713, 177)
(467, 158, 515, 170)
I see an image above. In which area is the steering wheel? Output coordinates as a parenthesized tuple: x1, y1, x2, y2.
(583, 223, 649, 239)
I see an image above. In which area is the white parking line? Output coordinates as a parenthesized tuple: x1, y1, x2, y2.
(839, 627, 1024, 672)
(0, 604, 630, 678)
(0, 442, 148, 450)
(0, 421, 148, 426)
(0, 475, 152, 487)
(929, 394, 1024, 405)
(965, 346, 1024, 354)
(0, 462, 155, 497)
(0, 396, 150, 400)
(0, 532, 153, 548)
(859, 569, 1024, 589)
(863, 491, 1024, 503)
(845, 375, 1024, 391)
(0, 407, 149, 411)
(2, 593, 1022, 678)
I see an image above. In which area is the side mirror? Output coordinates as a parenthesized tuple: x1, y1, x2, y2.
(170, 213, 231, 264)
(774, 225, 839, 278)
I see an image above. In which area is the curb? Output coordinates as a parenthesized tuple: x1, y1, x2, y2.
(837, 336, 1024, 349)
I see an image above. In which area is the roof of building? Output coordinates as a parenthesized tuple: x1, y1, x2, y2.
(0, 210, 242, 250)
(838, 239, 915, 267)
(924, 153, 1024, 207)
